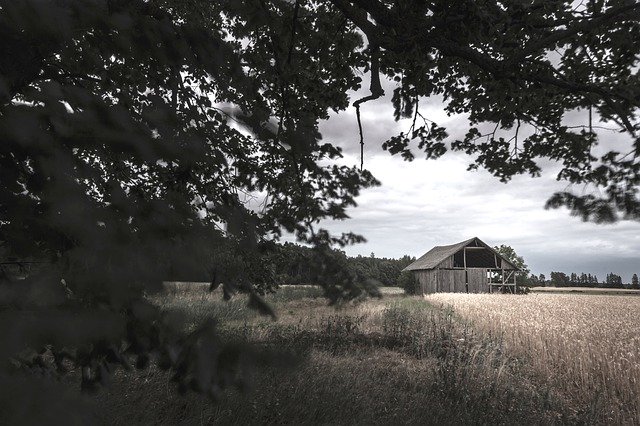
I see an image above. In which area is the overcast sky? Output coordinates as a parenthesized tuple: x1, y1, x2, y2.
(315, 83, 640, 283)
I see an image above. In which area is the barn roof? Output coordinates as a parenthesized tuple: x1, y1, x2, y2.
(402, 237, 518, 271)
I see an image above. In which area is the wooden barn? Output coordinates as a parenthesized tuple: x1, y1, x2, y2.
(403, 237, 519, 294)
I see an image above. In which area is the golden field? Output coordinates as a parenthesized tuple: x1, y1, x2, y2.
(427, 293, 640, 424)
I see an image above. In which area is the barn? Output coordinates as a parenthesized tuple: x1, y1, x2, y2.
(403, 237, 519, 294)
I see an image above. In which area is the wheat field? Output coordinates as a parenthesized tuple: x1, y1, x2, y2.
(426, 293, 640, 424)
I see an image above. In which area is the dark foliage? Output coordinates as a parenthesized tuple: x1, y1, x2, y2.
(0, 0, 377, 419)
(548, 271, 627, 287)
(397, 270, 419, 295)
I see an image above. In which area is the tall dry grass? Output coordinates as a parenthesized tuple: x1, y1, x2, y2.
(427, 293, 640, 424)
(91, 287, 566, 425)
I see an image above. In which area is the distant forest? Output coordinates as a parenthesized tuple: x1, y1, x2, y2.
(538, 272, 640, 289)
(271, 242, 415, 288)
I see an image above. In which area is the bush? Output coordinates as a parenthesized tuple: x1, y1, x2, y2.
(398, 271, 419, 295)
(499, 285, 530, 294)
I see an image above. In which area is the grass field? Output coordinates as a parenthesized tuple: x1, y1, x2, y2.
(83, 286, 639, 425)
(530, 286, 640, 295)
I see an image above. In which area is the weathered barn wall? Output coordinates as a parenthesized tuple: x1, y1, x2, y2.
(428, 270, 438, 293)
(436, 269, 464, 292)
(414, 267, 488, 294)
(499, 258, 516, 270)
(467, 268, 488, 293)
(454, 271, 466, 292)
(437, 269, 450, 292)
(414, 270, 431, 294)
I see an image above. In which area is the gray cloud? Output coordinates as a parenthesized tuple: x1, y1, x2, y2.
(316, 152, 640, 282)
(311, 77, 640, 282)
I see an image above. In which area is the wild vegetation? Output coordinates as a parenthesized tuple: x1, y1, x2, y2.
(12, 285, 627, 425)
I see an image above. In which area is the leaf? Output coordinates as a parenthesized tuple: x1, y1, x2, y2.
(247, 291, 276, 320)
(222, 281, 237, 301)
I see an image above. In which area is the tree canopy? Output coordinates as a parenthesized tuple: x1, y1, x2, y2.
(494, 244, 529, 275)
(1, 0, 640, 420)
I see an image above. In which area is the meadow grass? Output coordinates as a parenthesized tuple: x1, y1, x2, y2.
(88, 286, 576, 425)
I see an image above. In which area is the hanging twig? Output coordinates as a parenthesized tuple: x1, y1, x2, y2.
(354, 104, 365, 170)
(353, 42, 385, 170)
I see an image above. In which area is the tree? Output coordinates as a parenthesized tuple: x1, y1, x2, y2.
(0, 1, 379, 419)
(398, 255, 417, 271)
(527, 274, 540, 286)
(2, 0, 640, 421)
(333, 0, 640, 223)
(632, 273, 639, 289)
(493, 244, 532, 285)
(539, 274, 546, 286)
(398, 270, 419, 295)
(605, 272, 623, 288)
(550, 272, 570, 287)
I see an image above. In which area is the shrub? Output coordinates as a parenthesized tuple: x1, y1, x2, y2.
(398, 271, 419, 295)
(499, 285, 530, 294)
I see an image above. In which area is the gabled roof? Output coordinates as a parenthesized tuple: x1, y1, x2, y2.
(402, 237, 518, 271)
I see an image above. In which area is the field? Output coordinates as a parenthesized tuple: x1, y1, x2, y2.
(85, 286, 639, 425)
(530, 286, 640, 295)
(427, 293, 640, 424)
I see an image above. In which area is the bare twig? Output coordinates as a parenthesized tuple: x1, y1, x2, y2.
(353, 43, 385, 170)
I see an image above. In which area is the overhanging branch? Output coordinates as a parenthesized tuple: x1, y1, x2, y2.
(353, 42, 384, 171)
(330, 0, 639, 141)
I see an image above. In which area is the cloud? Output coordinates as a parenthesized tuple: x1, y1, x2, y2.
(317, 151, 640, 282)
(310, 76, 640, 282)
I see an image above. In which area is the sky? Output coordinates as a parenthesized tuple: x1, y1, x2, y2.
(313, 82, 640, 283)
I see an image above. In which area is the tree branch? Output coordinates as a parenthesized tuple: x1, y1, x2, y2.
(328, 0, 382, 44)
(330, 1, 638, 140)
(353, 43, 384, 170)
(511, 2, 640, 62)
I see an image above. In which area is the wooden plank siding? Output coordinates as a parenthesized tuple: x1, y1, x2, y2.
(414, 256, 491, 295)
(434, 268, 461, 292)
(415, 270, 433, 294)
(467, 268, 487, 293)
(454, 271, 466, 292)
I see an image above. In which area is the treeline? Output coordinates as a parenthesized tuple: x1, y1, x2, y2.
(535, 272, 640, 289)
(271, 243, 415, 287)
(2, 241, 416, 290)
